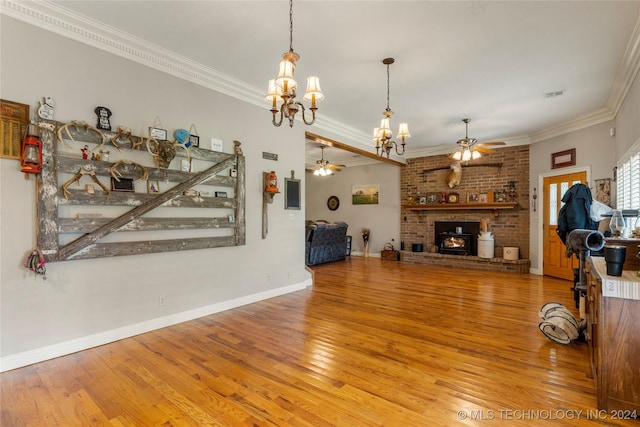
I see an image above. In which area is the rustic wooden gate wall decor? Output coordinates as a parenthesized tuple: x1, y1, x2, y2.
(36, 123, 245, 263)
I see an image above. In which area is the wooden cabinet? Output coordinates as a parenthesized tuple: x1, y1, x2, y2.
(585, 257, 640, 411)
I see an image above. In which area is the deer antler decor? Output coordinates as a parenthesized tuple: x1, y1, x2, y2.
(109, 160, 148, 182)
(146, 138, 190, 168)
(61, 168, 110, 200)
(57, 121, 105, 151)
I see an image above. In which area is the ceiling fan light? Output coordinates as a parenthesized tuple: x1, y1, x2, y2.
(472, 150, 482, 160)
(452, 150, 462, 161)
(462, 149, 472, 162)
(303, 76, 324, 103)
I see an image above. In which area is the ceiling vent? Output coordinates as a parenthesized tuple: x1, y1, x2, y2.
(544, 90, 565, 99)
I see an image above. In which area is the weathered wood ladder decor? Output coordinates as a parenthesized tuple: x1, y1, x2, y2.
(36, 125, 245, 262)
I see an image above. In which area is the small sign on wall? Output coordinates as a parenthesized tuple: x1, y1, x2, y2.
(551, 148, 576, 169)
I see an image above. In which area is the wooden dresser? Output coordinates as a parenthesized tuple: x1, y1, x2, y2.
(585, 256, 640, 411)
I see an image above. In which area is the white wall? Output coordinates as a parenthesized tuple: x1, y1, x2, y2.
(0, 17, 309, 370)
(306, 162, 401, 254)
(615, 70, 640, 157)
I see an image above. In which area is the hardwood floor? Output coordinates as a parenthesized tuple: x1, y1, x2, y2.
(1, 258, 637, 426)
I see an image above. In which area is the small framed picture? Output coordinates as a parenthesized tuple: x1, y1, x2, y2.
(427, 192, 439, 204)
(467, 190, 479, 203)
(189, 134, 199, 148)
(85, 184, 95, 195)
(479, 192, 489, 204)
(149, 127, 167, 140)
(180, 158, 191, 172)
(215, 191, 227, 198)
(551, 148, 576, 169)
(419, 196, 427, 205)
(148, 180, 160, 194)
(111, 177, 134, 192)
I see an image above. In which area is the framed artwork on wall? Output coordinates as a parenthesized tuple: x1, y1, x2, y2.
(352, 184, 379, 205)
(551, 148, 576, 169)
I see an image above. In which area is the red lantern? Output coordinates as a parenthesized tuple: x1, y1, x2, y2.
(21, 135, 43, 174)
(265, 171, 280, 194)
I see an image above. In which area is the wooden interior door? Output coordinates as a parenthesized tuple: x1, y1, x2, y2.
(543, 172, 587, 280)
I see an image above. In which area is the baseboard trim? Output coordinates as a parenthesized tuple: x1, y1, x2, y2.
(0, 280, 311, 372)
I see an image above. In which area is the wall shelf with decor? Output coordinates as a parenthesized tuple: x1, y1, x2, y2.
(35, 122, 245, 262)
(403, 202, 517, 217)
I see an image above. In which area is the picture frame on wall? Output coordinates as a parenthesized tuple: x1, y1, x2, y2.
(147, 180, 160, 194)
(111, 177, 134, 192)
(352, 184, 379, 205)
(0, 99, 30, 160)
(479, 192, 489, 204)
(551, 148, 576, 169)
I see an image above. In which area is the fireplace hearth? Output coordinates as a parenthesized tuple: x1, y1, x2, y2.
(435, 221, 480, 256)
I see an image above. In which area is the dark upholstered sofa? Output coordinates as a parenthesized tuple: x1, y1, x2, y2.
(305, 221, 349, 266)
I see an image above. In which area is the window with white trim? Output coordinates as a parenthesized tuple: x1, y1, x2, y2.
(616, 139, 640, 209)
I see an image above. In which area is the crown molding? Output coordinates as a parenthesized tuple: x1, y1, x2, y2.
(607, 14, 640, 117)
(529, 108, 614, 143)
(1, 0, 264, 106)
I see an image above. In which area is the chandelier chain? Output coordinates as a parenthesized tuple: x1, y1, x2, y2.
(289, 0, 294, 52)
(386, 63, 391, 111)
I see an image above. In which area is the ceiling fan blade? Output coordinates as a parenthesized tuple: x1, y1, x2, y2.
(474, 146, 495, 153)
(479, 141, 506, 146)
(326, 165, 343, 172)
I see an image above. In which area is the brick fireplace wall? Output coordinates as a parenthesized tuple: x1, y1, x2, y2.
(401, 146, 530, 260)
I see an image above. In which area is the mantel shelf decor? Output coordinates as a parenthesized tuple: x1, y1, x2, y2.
(403, 202, 517, 218)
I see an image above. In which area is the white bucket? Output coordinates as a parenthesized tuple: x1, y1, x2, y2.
(503, 246, 519, 260)
(477, 232, 494, 259)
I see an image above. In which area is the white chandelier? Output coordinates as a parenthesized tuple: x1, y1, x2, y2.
(372, 58, 410, 158)
(265, 0, 324, 128)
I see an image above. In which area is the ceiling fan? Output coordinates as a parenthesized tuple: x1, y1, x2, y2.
(450, 118, 505, 161)
(309, 146, 346, 176)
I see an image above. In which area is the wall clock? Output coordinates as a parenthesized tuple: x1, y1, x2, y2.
(327, 195, 340, 211)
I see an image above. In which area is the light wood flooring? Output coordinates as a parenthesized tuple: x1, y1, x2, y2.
(1, 257, 637, 426)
